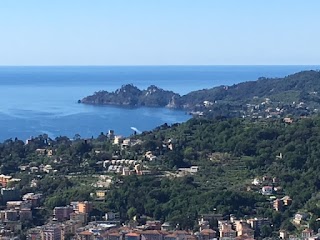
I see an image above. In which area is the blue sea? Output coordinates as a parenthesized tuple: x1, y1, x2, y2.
(0, 65, 319, 141)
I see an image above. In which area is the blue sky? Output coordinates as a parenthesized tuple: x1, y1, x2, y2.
(0, 0, 319, 65)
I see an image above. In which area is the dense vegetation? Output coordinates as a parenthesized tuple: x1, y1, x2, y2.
(106, 175, 265, 229)
(81, 84, 179, 107)
(181, 70, 320, 105)
(104, 116, 320, 233)
(2, 114, 320, 236)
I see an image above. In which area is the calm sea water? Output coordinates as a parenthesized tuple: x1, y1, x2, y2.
(0, 65, 319, 141)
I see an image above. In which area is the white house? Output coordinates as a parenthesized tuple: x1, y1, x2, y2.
(261, 186, 273, 195)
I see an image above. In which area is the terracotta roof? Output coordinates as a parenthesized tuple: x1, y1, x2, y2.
(185, 235, 197, 240)
(108, 229, 121, 234)
(200, 229, 216, 234)
(201, 232, 209, 236)
(109, 232, 121, 236)
(173, 230, 189, 235)
(164, 234, 177, 238)
(126, 233, 141, 237)
(236, 237, 255, 240)
(141, 230, 161, 235)
(79, 231, 93, 236)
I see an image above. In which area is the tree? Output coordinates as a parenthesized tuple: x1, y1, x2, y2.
(127, 207, 137, 220)
(73, 134, 81, 140)
(281, 219, 296, 232)
(184, 147, 196, 160)
(260, 225, 272, 238)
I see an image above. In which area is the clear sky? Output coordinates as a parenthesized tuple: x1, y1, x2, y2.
(0, 0, 319, 65)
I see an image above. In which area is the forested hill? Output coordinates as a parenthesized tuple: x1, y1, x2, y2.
(80, 84, 180, 108)
(181, 70, 320, 104)
(81, 70, 320, 117)
(104, 116, 320, 233)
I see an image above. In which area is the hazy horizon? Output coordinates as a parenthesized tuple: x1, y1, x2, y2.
(0, 64, 319, 67)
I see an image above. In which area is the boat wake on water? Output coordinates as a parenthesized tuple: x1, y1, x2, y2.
(131, 127, 142, 134)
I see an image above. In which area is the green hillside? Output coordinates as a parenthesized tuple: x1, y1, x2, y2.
(181, 70, 320, 104)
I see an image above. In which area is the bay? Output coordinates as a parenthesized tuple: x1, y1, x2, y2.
(0, 65, 319, 141)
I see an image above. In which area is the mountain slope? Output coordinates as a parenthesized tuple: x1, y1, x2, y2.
(181, 70, 320, 105)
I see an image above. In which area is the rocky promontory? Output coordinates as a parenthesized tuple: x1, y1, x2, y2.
(80, 84, 181, 108)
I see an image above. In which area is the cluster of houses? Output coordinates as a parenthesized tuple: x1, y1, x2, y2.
(10, 203, 320, 240)
(91, 175, 113, 189)
(0, 191, 42, 239)
(273, 196, 293, 212)
(249, 176, 320, 239)
(19, 164, 56, 174)
(24, 209, 273, 240)
(111, 130, 174, 152)
(105, 164, 149, 176)
(213, 216, 270, 240)
(250, 175, 282, 196)
(34, 148, 54, 157)
(103, 159, 151, 176)
(279, 228, 320, 240)
(26, 201, 94, 240)
(241, 96, 312, 119)
(103, 159, 140, 175)
(0, 174, 41, 238)
(110, 132, 142, 150)
(0, 175, 21, 188)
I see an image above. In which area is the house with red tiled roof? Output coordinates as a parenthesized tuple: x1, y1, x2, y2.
(146, 221, 162, 230)
(185, 235, 197, 240)
(301, 228, 314, 239)
(141, 230, 163, 240)
(78, 230, 94, 240)
(163, 231, 196, 240)
(220, 227, 236, 240)
(164, 233, 177, 240)
(107, 232, 122, 240)
(199, 229, 217, 240)
(235, 235, 255, 240)
(173, 230, 189, 239)
(125, 232, 141, 240)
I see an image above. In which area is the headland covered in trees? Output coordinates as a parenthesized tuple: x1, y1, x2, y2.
(80, 70, 320, 118)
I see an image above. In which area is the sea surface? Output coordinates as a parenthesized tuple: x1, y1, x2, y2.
(0, 65, 319, 141)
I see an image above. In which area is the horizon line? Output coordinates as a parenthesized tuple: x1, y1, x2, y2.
(0, 64, 320, 67)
